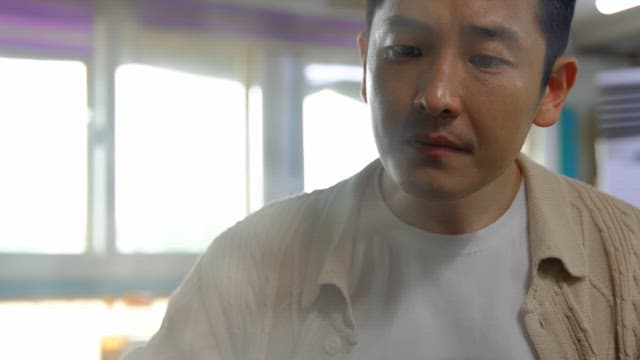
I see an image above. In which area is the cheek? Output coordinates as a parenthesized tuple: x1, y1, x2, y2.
(374, 68, 415, 104)
(469, 82, 537, 157)
(369, 69, 415, 126)
(368, 70, 418, 167)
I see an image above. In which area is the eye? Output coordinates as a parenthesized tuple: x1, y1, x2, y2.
(469, 55, 510, 69)
(383, 45, 423, 61)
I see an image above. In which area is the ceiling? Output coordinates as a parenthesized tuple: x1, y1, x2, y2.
(572, 0, 640, 55)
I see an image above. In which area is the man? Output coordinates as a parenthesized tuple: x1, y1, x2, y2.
(126, 0, 640, 359)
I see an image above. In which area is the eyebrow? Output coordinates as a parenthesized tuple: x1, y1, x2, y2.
(463, 24, 522, 44)
(382, 15, 435, 34)
(381, 15, 522, 45)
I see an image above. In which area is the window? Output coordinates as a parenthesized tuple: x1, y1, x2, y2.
(303, 89, 378, 192)
(0, 2, 361, 359)
(0, 57, 88, 254)
(115, 64, 249, 253)
(303, 63, 378, 192)
(0, 58, 260, 294)
(0, 59, 257, 359)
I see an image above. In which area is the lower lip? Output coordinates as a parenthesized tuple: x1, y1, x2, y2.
(413, 143, 467, 157)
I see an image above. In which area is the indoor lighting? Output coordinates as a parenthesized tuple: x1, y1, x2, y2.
(596, 0, 640, 15)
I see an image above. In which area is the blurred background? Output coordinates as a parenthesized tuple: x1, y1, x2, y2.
(0, 0, 639, 358)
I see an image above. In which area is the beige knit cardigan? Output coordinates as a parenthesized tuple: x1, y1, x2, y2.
(126, 154, 640, 359)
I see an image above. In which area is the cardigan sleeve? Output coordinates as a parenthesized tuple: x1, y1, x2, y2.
(121, 255, 236, 360)
(121, 208, 280, 360)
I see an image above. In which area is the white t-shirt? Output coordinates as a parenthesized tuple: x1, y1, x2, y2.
(348, 169, 535, 360)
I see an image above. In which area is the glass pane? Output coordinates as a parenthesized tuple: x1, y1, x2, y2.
(115, 64, 247, 253)
(0, 57, 88, 254)
(303, 89, 378, 192)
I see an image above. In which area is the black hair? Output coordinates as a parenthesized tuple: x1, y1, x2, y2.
(365, 0, 576, 86)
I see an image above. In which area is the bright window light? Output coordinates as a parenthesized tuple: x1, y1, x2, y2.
(115, 64, 248, 253)
(0, 57, 88, 254)
(0, 299, 167, 360)
(596, 0, 640, 14)
(303, 89, 378, 192)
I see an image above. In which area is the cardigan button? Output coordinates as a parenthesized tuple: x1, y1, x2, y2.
(324, 335, 341, 356)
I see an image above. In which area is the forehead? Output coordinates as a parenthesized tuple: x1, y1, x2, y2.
(372, 0, 541, 37)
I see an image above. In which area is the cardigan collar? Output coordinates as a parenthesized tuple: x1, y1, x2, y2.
(517, 154, 587, 280)
(301, 154, 587, 309)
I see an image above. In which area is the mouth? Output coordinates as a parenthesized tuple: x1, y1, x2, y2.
(408, 134, 472, 156)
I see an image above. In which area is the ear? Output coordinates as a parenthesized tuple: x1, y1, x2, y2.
(533, 56, 578, 128)
(357, 32, 369, 103)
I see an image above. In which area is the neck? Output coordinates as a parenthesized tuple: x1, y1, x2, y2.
(380, 162, 523, 235)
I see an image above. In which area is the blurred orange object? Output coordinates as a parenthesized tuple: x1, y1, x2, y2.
(101, 335, 129, 360)
(121, 292, 155, 307)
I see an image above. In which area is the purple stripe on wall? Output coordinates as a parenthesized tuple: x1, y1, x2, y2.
(0, 0, 93, 27)
(0, 0, 92, 55)
(136, 0, 365, 48)
(0, 13, 92, 32)
(0, 0, 364, 53)
(0, 36, 91, 58)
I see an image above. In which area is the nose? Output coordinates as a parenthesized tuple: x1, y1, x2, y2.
(413, 52, 462, 119)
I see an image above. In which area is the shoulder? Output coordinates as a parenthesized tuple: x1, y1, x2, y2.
(520, 158, 640, 355)
(127, 187, 351, 359)
(519, 154, 640, 234)
(555, 175, 640, 304)
(199, 188, 332, 276)
(556, 177, 640, 356)
(193, 159, 378, 300)
(561, 175, 640, 234)
(210, 185, 338, 256)
(519, 155, 640, 283)
(201, 160, 379, 271)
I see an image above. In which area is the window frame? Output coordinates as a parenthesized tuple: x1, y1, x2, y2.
(0, 0, 365, 300)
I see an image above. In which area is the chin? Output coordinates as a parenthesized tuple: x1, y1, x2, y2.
(398, 172, 472, 202)
(382, 154, 478, 201)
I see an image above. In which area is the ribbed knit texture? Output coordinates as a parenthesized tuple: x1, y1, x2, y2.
(568, 179, 640, 359)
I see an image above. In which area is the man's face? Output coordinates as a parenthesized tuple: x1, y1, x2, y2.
(361, 0, 549, 201)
